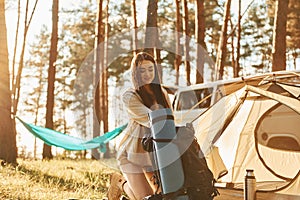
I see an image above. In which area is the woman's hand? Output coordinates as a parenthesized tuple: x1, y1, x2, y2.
(151, 103, 160, 110)
(151, 102, 165, 110)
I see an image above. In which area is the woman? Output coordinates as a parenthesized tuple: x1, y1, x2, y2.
(108, 52, 171, 200)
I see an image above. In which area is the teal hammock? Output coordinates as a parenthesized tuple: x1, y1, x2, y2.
(17, 117, 127, 152)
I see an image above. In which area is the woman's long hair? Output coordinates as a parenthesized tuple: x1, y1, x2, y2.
(131, 52, 169, 110)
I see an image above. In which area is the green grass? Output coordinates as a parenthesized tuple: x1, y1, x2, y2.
(0, 158, 119, 200)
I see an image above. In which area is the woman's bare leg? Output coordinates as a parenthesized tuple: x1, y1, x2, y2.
(123, 172, 153, 200)
(144, 171, 160, 194)
(123, 182, 136, 200)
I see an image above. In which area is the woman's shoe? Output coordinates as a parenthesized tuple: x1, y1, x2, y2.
(120, 195, 129, 200)
(107, 173, 127, 200)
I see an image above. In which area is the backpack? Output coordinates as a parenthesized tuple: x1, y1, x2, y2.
(142, 123, 219, 200)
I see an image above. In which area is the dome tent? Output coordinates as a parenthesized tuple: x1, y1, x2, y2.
(194, 81, 300, 196)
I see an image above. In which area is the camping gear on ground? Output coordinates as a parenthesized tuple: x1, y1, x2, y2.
(244, 169, 256, 200)
(142, 108, 218, 200)
(194, 82, 300, 197)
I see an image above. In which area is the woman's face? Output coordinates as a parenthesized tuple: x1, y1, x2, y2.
(138, 60, 155, 85)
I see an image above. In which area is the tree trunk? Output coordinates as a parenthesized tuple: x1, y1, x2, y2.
(12, 0, 39, 115)
(43, 0, 59, 159)
(145, 0, 162, 77)
(195, 0, 205, 84)
(12, 0, 29, 115)
(0, 0, 17, 164)
(103, 0, 110, 158)
(215, 0, 231, 80)
(144, 0, 158, 57)
(234, 0, 241, 77)
(11, 0, 20, 94)
(182, 0, 191, 84)
(33, 65, 44, 159)
(292, 50, 297, 70)
(131, 0, 138, 55)
(93, 0, 104, 160)
(272, 0, 289, 71)
(174, 0, 182, 85)
(230, 21, 236, 76)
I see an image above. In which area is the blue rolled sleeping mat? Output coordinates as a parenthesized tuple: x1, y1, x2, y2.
(148, 108, 188, 199)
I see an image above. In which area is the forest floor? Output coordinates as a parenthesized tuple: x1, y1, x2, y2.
(0, 158, 118, 200)
(1, 158, 299, 200)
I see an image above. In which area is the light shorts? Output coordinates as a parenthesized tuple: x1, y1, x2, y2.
(117, 150, 153, 174)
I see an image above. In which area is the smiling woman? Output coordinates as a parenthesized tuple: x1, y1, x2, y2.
(107, 52, 172, 200)
(138, 60, 155, 85)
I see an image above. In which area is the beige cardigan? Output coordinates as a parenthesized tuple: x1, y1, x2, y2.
(116, 88, 171, 167)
